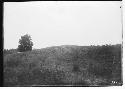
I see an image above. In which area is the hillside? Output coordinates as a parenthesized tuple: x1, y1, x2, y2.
(4, 44, 122, 86)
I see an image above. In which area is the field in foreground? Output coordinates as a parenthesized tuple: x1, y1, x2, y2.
(4, 44, 122, 86)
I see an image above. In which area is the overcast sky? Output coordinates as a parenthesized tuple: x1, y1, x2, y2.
(4, 1, 122, 49)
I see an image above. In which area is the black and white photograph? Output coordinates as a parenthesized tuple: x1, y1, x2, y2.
(3, 1, 123, 87)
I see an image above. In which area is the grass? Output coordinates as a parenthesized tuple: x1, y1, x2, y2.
(3, 44, 122, 86)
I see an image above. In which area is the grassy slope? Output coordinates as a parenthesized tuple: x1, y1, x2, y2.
(4, 44, 122, 86)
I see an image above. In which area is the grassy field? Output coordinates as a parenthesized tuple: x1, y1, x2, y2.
(3, 44, 122, 86)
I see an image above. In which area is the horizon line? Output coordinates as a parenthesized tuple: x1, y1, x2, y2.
(4, 43, 122, 50)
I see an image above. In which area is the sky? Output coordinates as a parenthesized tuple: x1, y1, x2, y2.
(4, 1, 122, 49)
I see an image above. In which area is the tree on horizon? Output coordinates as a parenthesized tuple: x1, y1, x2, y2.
(18, 34, 33, 52)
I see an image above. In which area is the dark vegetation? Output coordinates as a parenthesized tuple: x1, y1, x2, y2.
(3, 44, 122, 86)
(18, 34, 33, 52)
(3, 49, 17, 56)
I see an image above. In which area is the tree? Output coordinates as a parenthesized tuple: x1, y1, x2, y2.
(18, 34, 33, 52)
